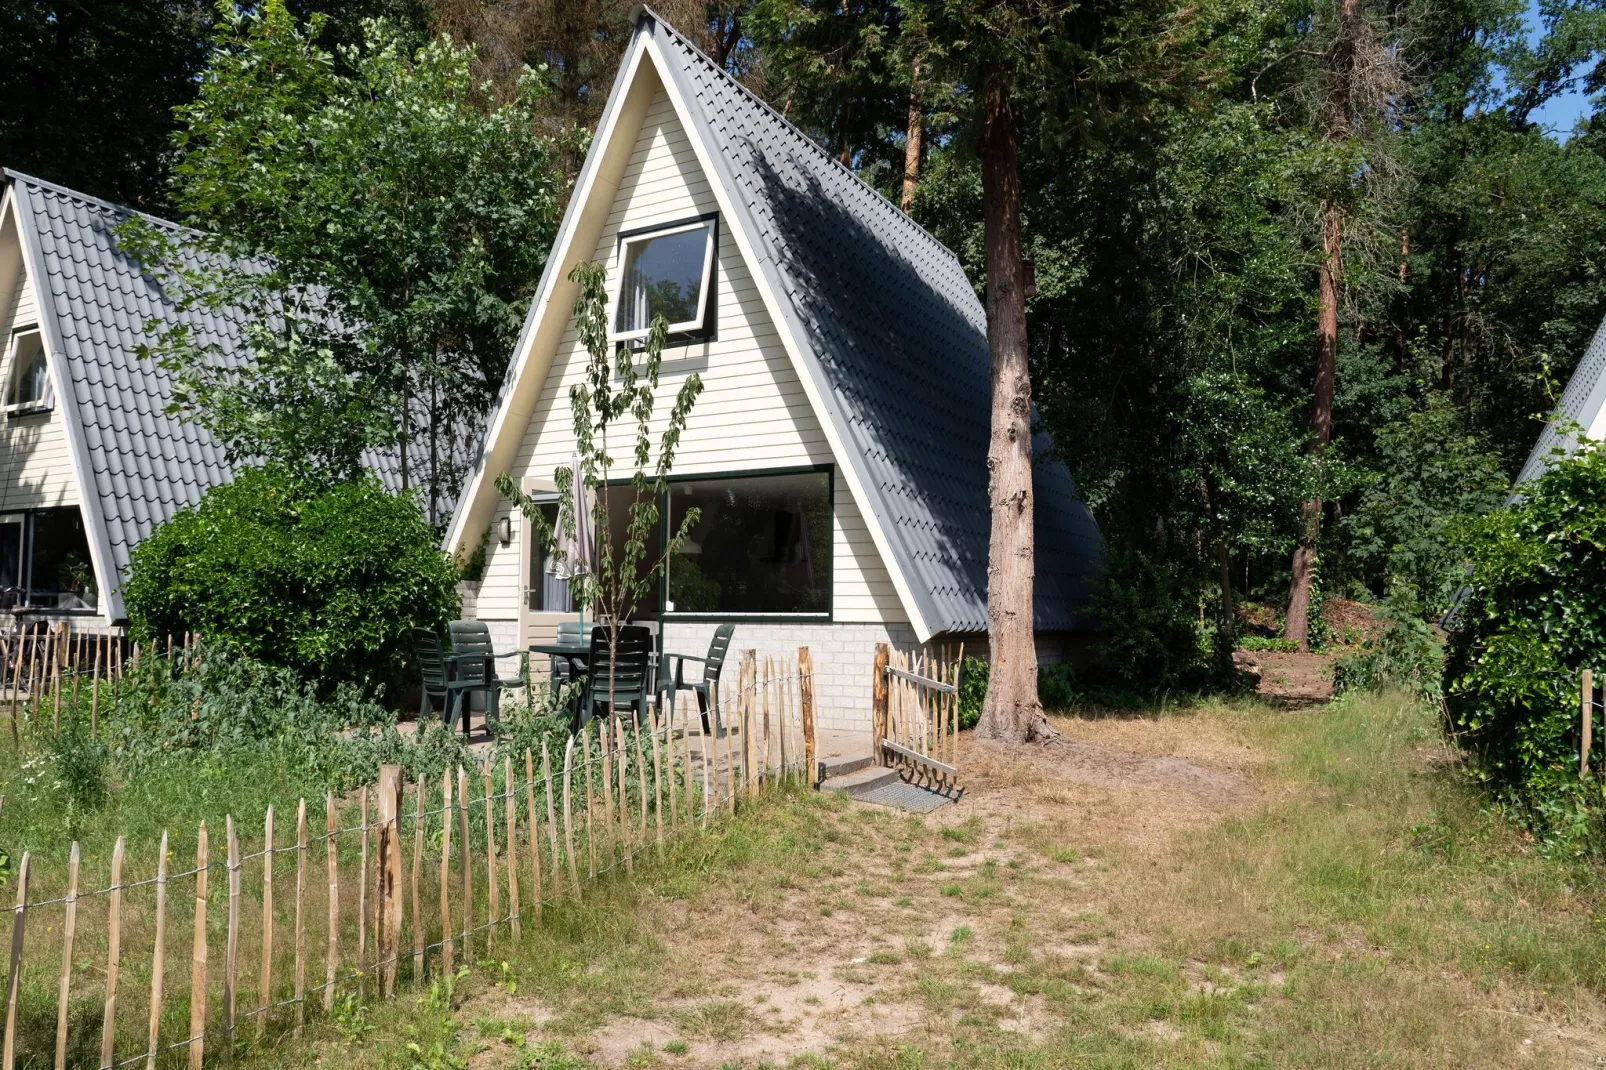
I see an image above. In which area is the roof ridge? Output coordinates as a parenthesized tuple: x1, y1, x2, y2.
(3, 168, 192, 236)
(638, 6, 969, 274)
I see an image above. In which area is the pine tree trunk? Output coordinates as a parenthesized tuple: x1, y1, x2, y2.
(1284, 199, 1341, 650)
(1284, 0, 1359, 651)
(976, 67, 1051, 745)
(901, 57, 924, 213)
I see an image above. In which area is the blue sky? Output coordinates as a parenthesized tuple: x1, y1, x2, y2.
(1522, 0, 1598, 138)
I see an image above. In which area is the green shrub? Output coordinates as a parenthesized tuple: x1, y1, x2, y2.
(1333, 596, 1443, 700)
(1239, 636, 1299, 653)
(1093, 547, 1211, 685)
(955, 658, 1081, 728)
(958, 657, 989, 729)
(123, 466, 460, 698)
(1443, 441, 1606, 853)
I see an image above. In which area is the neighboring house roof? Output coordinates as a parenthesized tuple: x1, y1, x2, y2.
(446, 7, 1105, 640)
(2, 169, 407, 621)
(1515, 312, 1606, 487)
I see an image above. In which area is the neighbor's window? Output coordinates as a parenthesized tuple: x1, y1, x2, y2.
(28, 508, 97, 611)
(0, 509, 97, 610)
(664, 470, 831, 616)
(610, 218, 717, 343)
(7, 330, 48, 408)
(0, 515, 22, 602)
(527, 500, 573, 613)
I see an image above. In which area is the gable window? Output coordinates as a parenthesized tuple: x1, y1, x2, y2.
(663, 468, 831, 618)
(610, 217, 717, 343)
(6, 330, 49, 410)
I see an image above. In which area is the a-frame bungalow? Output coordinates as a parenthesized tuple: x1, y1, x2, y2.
(445, 8, 1105, 732)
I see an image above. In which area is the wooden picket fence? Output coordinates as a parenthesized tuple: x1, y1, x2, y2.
(0, 647, 816, 1069)
(870, 643, 962, 792)
(0, 625, 204, 742)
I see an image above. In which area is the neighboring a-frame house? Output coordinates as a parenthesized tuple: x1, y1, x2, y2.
(0, 170, 417, 634)
(1516, 314, 1606, 487)
(445, 8, 1106, 731)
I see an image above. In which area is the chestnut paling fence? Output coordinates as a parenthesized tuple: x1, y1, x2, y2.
(0, 648, 818, 1069)
(0, 625, 144, 741)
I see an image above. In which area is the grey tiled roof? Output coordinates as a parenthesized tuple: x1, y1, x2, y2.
(6, 170, 405, 617)
(1515, 313, 1606, 487)
(644, 12, 1104, 633)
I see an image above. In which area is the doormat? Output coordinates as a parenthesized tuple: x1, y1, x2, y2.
(854, 778, 963, 813)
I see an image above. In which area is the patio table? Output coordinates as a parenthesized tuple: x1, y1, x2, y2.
(529, 641, 588, 682)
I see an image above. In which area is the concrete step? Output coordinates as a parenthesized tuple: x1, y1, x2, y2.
(819, 764, 901, 799)
(821, 754, 873, 779)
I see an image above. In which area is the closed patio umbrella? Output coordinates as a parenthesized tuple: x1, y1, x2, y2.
(551, 454, 596, 635)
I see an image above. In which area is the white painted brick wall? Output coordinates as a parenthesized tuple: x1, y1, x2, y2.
(660, 620, 921, 734)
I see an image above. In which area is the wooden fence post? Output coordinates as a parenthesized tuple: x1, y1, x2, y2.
(224, 819, 240, 1043)
(1583, 669, 1595, 781)
(456, 768, 472, 960)
(377, 765, 401, 998)
(412, 780, 425, 982)
(649, 709, 665, 858)
(598, 719, 615, 867)
(503, 756, 521, 942)
(146, 834, 168, 1070)
(480, 766, 499, 950)
(324, 795, 338, 1011)
(560, 738, 580, 896)
(778, 661, 790, 782)
(189, 823, 208, 1070)
(358, 790, 369, 989)
(800, 647, 816, 787)
(438, 770, 453, 977)
(541, 742, 566, 900)
(524, 751, 543, 925)
(633, 716, 649, 842)
(101, 838, 124, 1070)
(256, 809, 273, 1039)
(53, 843, 79, 1070)
(4, 852, 30, 1070)
(665, 709, 679, 831)
(871, 643, 889, 768)
(582, 725, 597, 879)
(615, 719, 633, 874)
(293, 801, 306, 1035)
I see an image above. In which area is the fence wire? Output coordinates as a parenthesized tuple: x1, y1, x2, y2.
(1, 653, 817, 1069)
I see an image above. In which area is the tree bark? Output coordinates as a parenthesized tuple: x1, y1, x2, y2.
(838, 96, 854, 166)
(976, 66, 1051, 745)
(1284, 0, 1359, 651)
(901, 57, 924, 213)
(1285, 199, 1341, 650)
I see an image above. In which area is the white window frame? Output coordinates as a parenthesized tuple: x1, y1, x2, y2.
(607, 217, 718, 344)
(4, 328, 51, 413)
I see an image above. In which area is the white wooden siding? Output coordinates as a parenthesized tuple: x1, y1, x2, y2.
(475, 87, 903, 628)
(0, 239, 79, 513)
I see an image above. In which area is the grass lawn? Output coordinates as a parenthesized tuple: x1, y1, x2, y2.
(208, 689, 1606, 1069)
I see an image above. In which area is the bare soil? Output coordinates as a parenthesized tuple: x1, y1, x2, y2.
(444, 701, 1604, 1070)
(1244, 649, 1339, 705)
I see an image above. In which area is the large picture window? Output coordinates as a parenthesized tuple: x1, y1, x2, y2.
(0, 508, 97, 611)
(610, 217, 717, 343)
(664, 469, 831, 617)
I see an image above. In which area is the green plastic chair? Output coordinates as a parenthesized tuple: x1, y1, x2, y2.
(447, 620, 527, 739)
(411, 628, 479, 729)
(576, 625, 653, 731)
(657, 622, 736, 734)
